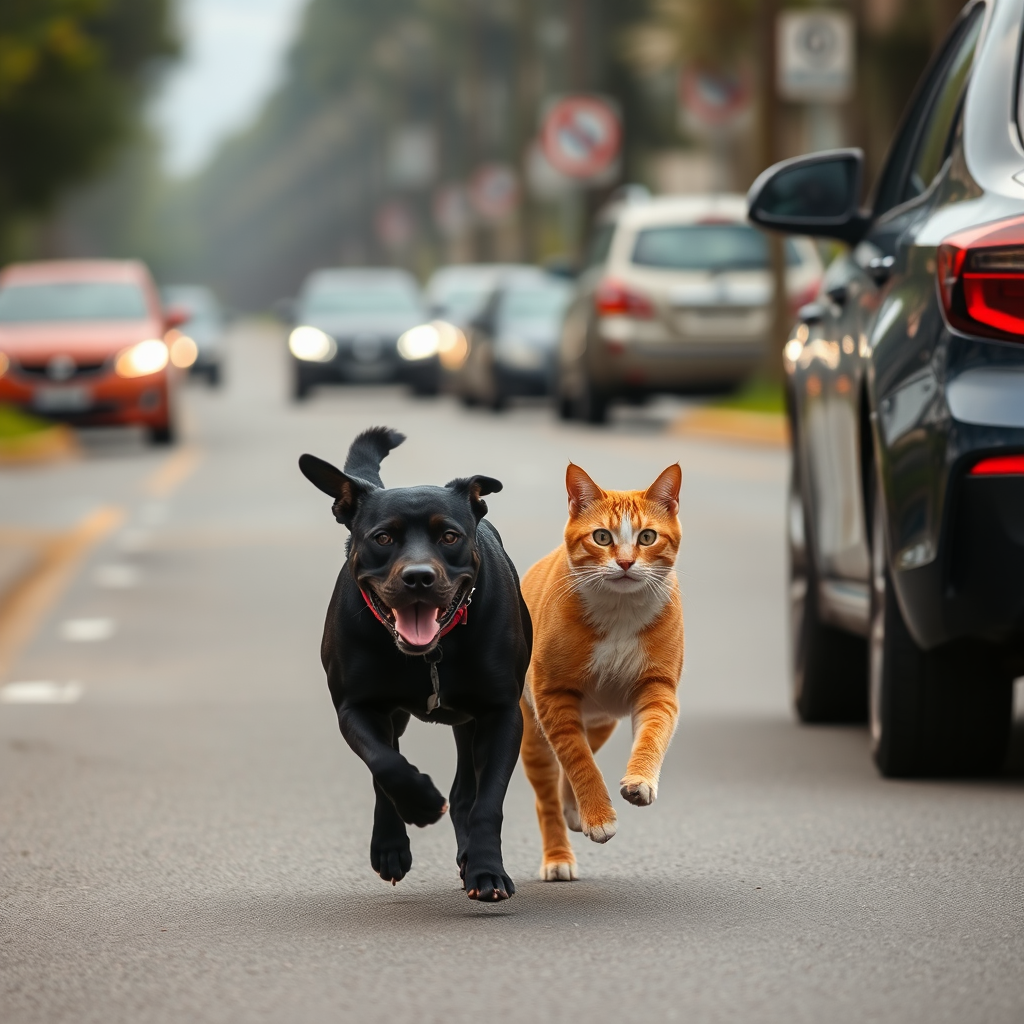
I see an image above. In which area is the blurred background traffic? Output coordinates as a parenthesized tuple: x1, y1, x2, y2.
(0, 0, 965, 440)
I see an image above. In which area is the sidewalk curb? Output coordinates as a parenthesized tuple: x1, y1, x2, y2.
(671, 408, 789, 447)
(0, 425, 79, 466)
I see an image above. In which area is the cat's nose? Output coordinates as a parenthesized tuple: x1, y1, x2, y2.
(402, 564, 437, 589)
(616, 559, 635, 572)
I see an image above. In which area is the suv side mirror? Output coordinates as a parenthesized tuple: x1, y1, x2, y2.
(747, 148, 869, 245)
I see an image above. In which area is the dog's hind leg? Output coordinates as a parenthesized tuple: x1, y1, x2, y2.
(370, 711, 413, 884)
(450, 721, 476, 882)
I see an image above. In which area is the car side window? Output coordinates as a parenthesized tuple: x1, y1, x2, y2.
(901, 11, 983, 202)
(872, 4, 984, 217)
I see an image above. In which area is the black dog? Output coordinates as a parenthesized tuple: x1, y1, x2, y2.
(299, 427, 531, 901)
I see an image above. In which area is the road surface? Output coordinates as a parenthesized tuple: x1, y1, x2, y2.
(2, 323, 1022, 1023)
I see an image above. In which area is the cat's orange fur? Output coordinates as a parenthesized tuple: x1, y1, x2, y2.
(520, 462, 684, 881)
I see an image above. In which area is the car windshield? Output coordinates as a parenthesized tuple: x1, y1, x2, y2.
(161, 288, 223, 328)
(632, 224, 799, 272)
(498, 282, 572, 328)
(0, 282, 150, 322)
(432, 285, 493, 322)
(303, 285, 422, 316)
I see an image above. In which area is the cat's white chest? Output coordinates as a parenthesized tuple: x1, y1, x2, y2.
(582, 589, 666, 693)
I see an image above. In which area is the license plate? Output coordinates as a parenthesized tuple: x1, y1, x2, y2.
(33, 386, 92, 412)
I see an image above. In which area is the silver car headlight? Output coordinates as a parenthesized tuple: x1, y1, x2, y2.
(289, 326, 336, 362)
(397, 323, 442, 361)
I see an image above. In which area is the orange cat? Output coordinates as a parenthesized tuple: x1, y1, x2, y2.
(520, 462, 684, 881)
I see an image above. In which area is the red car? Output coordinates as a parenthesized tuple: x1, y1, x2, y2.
(0, 259, 187, 445)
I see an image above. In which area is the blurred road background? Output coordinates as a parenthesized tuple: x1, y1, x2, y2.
(3, 327, 1023, 1023)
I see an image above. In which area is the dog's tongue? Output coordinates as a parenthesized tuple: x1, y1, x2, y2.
(393, 604, 442, 647)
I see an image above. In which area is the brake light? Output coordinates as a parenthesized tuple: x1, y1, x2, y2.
(969, 454, 1024, 476)
(937, 215, 1024, 340)
(594, 279, 654, 319)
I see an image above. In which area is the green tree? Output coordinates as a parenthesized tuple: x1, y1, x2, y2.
(0, 0, 177, 258)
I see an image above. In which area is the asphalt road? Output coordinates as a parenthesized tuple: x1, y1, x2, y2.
(2, 323, 1023, 1024)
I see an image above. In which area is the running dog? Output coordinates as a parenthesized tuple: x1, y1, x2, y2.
(299, 427, 531, 901)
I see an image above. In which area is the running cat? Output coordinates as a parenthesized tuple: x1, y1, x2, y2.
(520, 462, 684, 880)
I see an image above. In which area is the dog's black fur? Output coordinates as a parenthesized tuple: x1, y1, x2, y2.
(299, 427, 532, 901)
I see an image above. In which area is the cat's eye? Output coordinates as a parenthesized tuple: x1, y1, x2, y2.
(638, 529, 658, 546)
(592, 529, 613, 546)
(374, 532, 393, 546)
(440, 530, 461, 545)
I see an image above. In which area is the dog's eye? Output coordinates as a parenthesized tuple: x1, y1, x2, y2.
(592, 529, 613, 546)
(374, 532, 393, 546)
(440, 531, 461, 545)
(638, 529, 658, 546)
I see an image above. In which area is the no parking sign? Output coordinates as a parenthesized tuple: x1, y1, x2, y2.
(540, 95, 622, 181)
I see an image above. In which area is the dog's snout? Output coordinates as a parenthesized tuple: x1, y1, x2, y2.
(402, 564, 437, 589)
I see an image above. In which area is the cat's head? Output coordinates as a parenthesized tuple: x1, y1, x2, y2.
(563, 462, 681, 597)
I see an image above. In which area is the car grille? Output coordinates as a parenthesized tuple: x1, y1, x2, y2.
(15, 359, 109, 381)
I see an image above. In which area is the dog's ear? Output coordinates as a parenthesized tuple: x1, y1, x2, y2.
(299, 453, 374, 526)
(566, 462, 605, 517)
(446, 474, 502, 521)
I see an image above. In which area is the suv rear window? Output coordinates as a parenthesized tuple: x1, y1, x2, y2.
(0, 282, 149, 322)
(632, 224, 799, 271)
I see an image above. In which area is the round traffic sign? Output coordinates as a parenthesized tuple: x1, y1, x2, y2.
(541, 95, 622, 180)
(679, 65, 752, 129)
(469, 163, 520, 222)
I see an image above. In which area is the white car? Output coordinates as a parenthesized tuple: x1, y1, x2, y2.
(556, 193, 824, 422)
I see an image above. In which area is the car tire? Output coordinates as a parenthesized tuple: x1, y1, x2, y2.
(869, 481, 1012, 777)
(789, 447, 867, 723)
(148, 421, 176, 446)
(207, 364, 222, 388)
(293, 365, 312, 402)
(574, 375, 609, 425)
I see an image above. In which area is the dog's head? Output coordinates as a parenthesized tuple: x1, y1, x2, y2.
(299, 427, 500, 655)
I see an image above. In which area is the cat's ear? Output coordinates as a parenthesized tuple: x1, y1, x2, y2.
(644, 463, 681, 516)
(566, 463, 605, 516)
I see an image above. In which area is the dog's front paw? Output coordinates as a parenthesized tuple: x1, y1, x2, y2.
(370, 835, 412, 885)
(384, 770, 448, 828)
(464, 861, 515, 902)
(619, 774, 657, 806)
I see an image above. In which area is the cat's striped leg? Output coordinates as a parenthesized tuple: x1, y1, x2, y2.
(535, 690, 617, 844)
(621, 678, 680, 806)
(560, 720, 618, 829)
(520, 696, 578, 881)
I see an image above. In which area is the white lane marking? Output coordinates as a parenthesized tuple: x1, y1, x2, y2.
(93, 564, 141, 589)
(60, 618, 116, 642)
(1, 681, 82, 704)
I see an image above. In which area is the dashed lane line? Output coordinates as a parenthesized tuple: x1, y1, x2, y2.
(0, 506, 124, 681)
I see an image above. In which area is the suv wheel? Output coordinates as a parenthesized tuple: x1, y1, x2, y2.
(789, 446, 867, 723)
(869, 481, 1012, 777)
(574, 375, 609, 425)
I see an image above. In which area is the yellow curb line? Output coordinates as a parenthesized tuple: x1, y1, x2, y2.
(143, 445, 201, 498)
(671, 408, 789, 448)
(0, 425, 79, 466)
(0, 506, 125, 682)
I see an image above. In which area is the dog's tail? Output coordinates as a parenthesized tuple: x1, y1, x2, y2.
(343, 427, 406, 488)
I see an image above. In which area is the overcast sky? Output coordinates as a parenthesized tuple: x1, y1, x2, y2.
(150, 0, 308, 178)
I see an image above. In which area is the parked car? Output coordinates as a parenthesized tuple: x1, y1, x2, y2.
(0, 259, 184, 444)
(408, 264, 533, 395)
(452, 268, 574, 409)
(160, 285, 226, 387)
(556, 193, 823, 423)
(287, 268, 427, 400)
(748, 0, 1024, 777)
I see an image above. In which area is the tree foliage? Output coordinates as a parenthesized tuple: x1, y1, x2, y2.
(0, 0, 176, 251)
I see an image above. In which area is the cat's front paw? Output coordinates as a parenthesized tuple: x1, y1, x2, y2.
(580, 809, 617, 844)
(620, 775, 657, 806)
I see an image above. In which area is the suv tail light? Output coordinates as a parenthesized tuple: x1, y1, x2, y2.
(969, 454, 1024, 476)
(594, 279, 654, 319)
(937, 215, 1024, 340)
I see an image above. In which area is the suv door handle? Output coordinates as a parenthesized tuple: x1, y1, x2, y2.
(867, 255, 895, 285)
